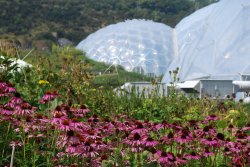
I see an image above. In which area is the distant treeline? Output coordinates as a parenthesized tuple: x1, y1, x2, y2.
(0, 0, 217, 44)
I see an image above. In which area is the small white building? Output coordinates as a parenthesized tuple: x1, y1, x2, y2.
(114, 82, 167, 97)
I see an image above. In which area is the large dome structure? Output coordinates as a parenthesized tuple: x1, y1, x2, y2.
(77, 19, 175, 76)
(162, 0, 250, 83)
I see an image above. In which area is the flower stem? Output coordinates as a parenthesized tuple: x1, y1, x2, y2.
(1, 122, 11, 158)
(10, 145, 15, 167)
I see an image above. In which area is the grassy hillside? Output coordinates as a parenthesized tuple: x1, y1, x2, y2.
(21, 46, 152, 87)
(0, 0, 217, 45)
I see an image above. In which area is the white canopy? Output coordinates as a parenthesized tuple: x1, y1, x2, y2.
(162, 0, 250, 83)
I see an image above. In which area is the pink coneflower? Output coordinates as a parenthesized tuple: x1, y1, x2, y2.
(82, 129, 101, 140)
(142, 136, 159, 147)
(52, 111, 68, 124)
(131, 121, 148, 134)
(88, 114, 100, 123)
(91, 140, 108, 151)
(235, 131, 247, 142)
(123, 133, 143, 147)
(35, 113, 49, 123)
(233, 156, 245, 167)
(202, 148, 215, 157)
(196, 125, 217, 137)
(201, 137, 219, 147)
(8, 96, 23, 107)
(161, 131, 175, 144)
(242, 123, 250, 131)
(224, 147, 232, 155)
(116, 121, 131, 132)
(95, 154, 109, 164)
(0, 89, 9, 96)
(175, 133, 192, 143)
(65, 143, 81, 155)
(74, 105, 90, 117)
(154, 151, 185, 166)
(39, 91, 60, 104)
(99, 123, 115, 135)
(0, 105, 14, 115)
(14, 102, 36, 116)
(58, 119, 72, 131)
(79, 142, 99, 158)
(0, 82, 16, 94)
(56, 152, 66, 158)
(155, 120, 171, 130)
(225, 142, 241, 154)
(154, 150, 171, 165)
(10, 140, 22, 147)
(70, 117, 84, 129)
(216, 133, 225, 141)
(205, 114, 219, 121)
(188, 120, 199, 128)
(176, 154, 187, 165)
(185, 152, 201, 160)
(65, 130, 81, 144)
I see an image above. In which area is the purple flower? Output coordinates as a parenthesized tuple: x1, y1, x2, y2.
(205, 114, 219, 121)
(74, 105, 90, 117)
(185, 152, 201, 160)
(216, 133, 225, 141)
(14, 102, 36, 116)
(242, 123, 250, 131)
(131, 121, 148, 135)
(0, 105, 14, 115)
(201, 137, 219, 147)
(196, 125, 217, 137)
(161, 132, 175, 144)
(123, 133, 143, 147)
(39, 91, 60, 104)
(82, 129, 101, 140)
(233, 156, 244, 167)
(0, 82, 16, 95)
(58, 119, 73, 131)
(175, 133, 192, 143)
(154, 151, 186, 166)
(154, 150, 171, 165)
(202, 148, 215, 157)
(142, 136, 159, 147)
(155, 120, 171, 130)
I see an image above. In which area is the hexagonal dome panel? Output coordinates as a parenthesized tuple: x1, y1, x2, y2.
(76, 19, 175, 76)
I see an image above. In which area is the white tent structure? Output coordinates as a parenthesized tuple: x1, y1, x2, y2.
(77, 19, 175, 76)
(162, 0, 250, 83)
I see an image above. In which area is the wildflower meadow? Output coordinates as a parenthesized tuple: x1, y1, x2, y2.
(0, 46, 249, 167)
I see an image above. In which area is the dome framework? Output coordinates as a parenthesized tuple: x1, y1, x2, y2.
(77, 19, 175, 76)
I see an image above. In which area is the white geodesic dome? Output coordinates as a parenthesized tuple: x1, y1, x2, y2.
(162, 0, 250, 83)
(76, 19, 175, 76)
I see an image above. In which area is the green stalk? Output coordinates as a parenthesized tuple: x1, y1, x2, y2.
(32, 141, 36, 167)
(2, 122, 11, 158)
(47, 129, 59, 165)
(22, 138, 26, 161)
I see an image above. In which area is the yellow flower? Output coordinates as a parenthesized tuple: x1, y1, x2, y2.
(229, 110, 239, 115)
(91, 88, 96, 92)
(39, 80, 50, 85)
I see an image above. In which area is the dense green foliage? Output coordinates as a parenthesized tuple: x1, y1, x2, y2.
(0, 0, 217, 44)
